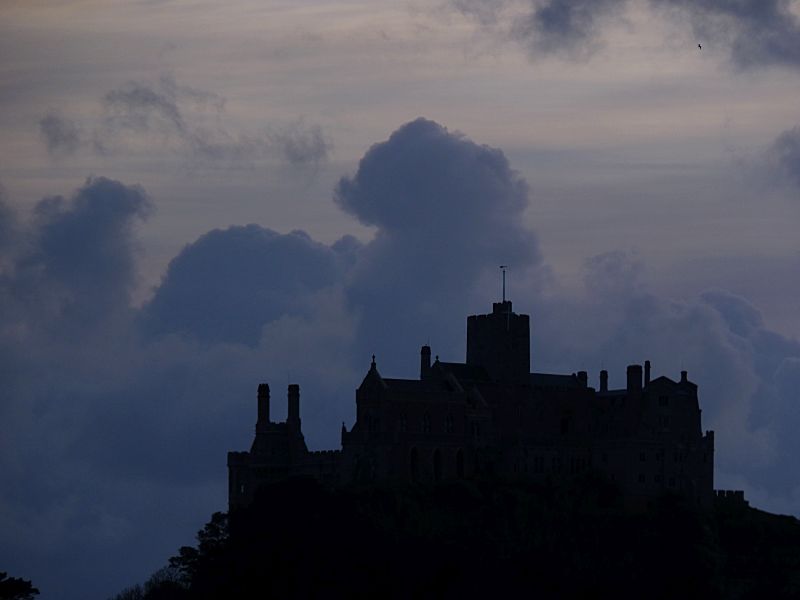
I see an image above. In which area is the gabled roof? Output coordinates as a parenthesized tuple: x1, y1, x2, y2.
(648, 375, 678, 387)
(434, 361, 491, 383)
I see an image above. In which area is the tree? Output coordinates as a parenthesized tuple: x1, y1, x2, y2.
(0, 572, 39, 600)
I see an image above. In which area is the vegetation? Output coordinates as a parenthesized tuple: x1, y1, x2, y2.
(111, 477, 800, 599)
(0, 572, 39, 600)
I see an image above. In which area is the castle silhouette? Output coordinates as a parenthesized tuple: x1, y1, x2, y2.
(228, 299, 719, 511)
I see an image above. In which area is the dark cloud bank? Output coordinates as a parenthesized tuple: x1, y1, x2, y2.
(3, 118, 800, 599)
(455, 0, 800, 68)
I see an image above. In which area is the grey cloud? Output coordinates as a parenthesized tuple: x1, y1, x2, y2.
(653, 0, 800, 69)
(0, 178, 356, 600)
(767, 125, 800, 188)
(38, 112, 82, 155)
(453, 0, 800, 68)
(104, 81, 187, 134)
(1, 177, 150, 332)
(41, 76, 330, 167)
(532, 253, 800, 510)
(271, 122, 332, 167)
(6, 122, 800, 599)
(452, 0, 506, 25)
(336, 117, 541, 374)
(141, 225, 346, 346)
(512, 0, 626, 59)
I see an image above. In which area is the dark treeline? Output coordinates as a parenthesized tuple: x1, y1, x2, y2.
(0, 572, 39, 600)
(112, 477, 800, 599)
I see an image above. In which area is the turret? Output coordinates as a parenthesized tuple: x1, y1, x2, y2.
(681, 370, 688, 384)
(421, 345, 431, 380)
(288, 384, 300, 430)
(600, 369, 608, 392)
(627, 364, 642, 395)
(257, 383, 270, 427)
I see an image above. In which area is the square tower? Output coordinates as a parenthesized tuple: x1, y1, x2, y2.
(466, 301, 530, 384)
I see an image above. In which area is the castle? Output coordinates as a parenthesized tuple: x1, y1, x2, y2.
(228, 300, 716, 511)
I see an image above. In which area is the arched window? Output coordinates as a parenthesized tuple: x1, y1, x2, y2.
(433, 448, 442, 482)
(456, 449, 465, 479)
(410, 447, 419, 482)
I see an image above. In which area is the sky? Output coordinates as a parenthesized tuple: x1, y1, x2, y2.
(1, 0, 800, 597)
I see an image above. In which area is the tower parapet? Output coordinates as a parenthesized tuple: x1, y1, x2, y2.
(466, 300, 530, 384)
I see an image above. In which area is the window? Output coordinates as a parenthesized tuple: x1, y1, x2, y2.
(423, 413, 431, 434)
(471, 421, 480, 440)
(601, 452, 608, 464)
(445, 413, 454, 434)
(639, 452, 646, 462)
(456, 449, 465, 478)
(668, 477, 676, 488)
(638, 473, 646, 484)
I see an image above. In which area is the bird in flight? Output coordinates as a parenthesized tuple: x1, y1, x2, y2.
(698, 43, 702, 50)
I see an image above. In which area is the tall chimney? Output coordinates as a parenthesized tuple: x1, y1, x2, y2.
(287, 384, 300, 428)
(680, 370, 688, 384)
(600, 370, 608, 393)
(577, 371, 588, 387)
(421, 345, 431, 380)
(644, 360, 651, 386)
(627, 364, 642, 394)
(257, 383, 270, 425)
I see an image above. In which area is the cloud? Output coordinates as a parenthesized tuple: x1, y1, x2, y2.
(335, 117, 541, 373)
(531, 252, 800, 507)
(0, 178, 355, 599)
(39, 76, 331, 167)
(452, 0, 800, 68)
(653, 0, 800, 69)
(141, 225, 348, 346)
(512, 0, 626, 59)
(104, 80, 189, 135)
(451, 0, 507, 25)
(767, 125, 800, 188)
(5, 121, 800, 599)
(271, 122, 332, 167)
(0, 177, 151, 335)
(38, 112, 82, 156)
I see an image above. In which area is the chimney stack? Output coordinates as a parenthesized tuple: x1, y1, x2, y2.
(577, 371, 588, 387)
(288, 384, 300, 428)
(421, 345, 431, 380)
(627, 364, 642, 394)
(600, 370, 608, 393)
(257, 383, 270, 425)
(680, 370, 688, 384)
(644, 360, 651, 386)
